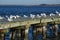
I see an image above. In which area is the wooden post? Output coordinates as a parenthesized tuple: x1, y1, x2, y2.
(10, 29, 14, 40)
(21, 29, 25, 40)
(18, 29, 21, 40)
(25, 28, 29, 40)
(32, 27, 37, 40)
(25, 25, 30, 40)
(54, 24, 58, 37)
(42, 25, 46, 40)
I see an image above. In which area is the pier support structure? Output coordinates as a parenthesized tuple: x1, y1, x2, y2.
(32, 25, 37, 40)
(42, 25, 47, 40)
(32, 23, 47, 40)
(54, 24, 58, 37)
(21, 28, 25, 40)
(42, 23, 47, 40)
(25, 25, 30, 40)
(49, 22, 58, 37)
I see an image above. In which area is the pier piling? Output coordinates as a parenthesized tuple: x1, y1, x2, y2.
(54, 24, 58, 37)
(42, 25, 46, 40)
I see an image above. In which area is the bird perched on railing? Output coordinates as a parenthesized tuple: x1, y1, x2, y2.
(41, 13, 46, 17)
(6, 15, 20, 21)
(6, 15, 21, 22)
(23, 15, 28, 18)
(0, 16, 4, 20)
(30, 14, 35, 19)
(58, 14, 60, 16)
(6, 15, 13, 22)
(50, 13, 55, 16)
(6, 15, 17, 21)
(36, 14, 41, 18)
(56, 11, 59, 14)
(10, 15, 16, 19)
(16, 15, 20, 18)
(56, 11, 60, 16)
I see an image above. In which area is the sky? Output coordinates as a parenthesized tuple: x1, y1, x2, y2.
(0, 0, 60, 5)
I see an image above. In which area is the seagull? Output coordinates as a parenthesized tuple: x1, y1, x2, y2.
(7, 18, 13, 22)
(30, 14, 35, 19)
(36, 14, 41, 18)
(6, 15, 13, 22)
(23, 15, 28, 18)
(0, 16, 4, 20)
(41, 13, 46, 17)
(50, 13, 55, 16)
(56, 11, 59, 14)
(56, 11, 60, 16)
(6, 15, 8, 18)
(58, 14, 60, 16)
(10, 15, 16, 19)
(16, 15, 20, 18)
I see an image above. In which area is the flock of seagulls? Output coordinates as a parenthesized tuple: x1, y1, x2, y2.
(0, 11, 60, 22)
(5, 15, 20, 21)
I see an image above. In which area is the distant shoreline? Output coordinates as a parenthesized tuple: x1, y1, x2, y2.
(0, 4, 60, 6)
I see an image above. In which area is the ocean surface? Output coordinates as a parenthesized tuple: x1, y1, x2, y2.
(0, 6, 60, 16)
(0, 6, 60, 40)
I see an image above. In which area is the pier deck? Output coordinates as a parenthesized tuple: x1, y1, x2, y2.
(0, 16, 60, 29)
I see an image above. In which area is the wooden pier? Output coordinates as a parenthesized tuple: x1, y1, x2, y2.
(0, 16, 60, 40)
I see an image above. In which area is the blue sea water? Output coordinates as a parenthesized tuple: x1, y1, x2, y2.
(0, 6, 60, 16)
(0, 6, 60, 40)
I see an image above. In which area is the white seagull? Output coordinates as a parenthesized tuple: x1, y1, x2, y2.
(50, 13, 55, 16)
(23, 15, 28, 18)
(41, 13, 46, 17)
(36, 14, 41, 18)
(58, 14, 60, 16)
(0, 16, 4, 20)
(6, 16, 13, 22)
(7, 18, 13, 22)
(56, 11, 60, 16)
(16, 15, 20, 18)
(56, 11, 59, 14)
(10, 15, 16, 19)
(30, 14, 35, 19)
